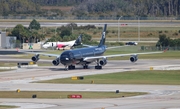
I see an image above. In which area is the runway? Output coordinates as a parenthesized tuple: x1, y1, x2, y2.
(0, 58, 180, 109)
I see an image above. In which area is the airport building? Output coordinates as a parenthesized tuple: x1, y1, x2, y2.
(0, 32, 16, 49)
(0, 31, 41, 49)
(0, 32, 6, 48)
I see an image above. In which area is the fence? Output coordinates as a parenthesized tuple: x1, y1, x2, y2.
(0, 16, 178, 20)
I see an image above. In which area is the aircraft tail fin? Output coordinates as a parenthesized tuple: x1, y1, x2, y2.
(98, 24, 107, 47)
(73, 34, 82, 46)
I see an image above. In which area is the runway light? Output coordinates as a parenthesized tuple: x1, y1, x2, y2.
(67, 94, 82, 98)
(71, 76, 77, 80)
(16, 89, 20, 93)
(150, 67, 154, 70)
(77, 76, 84, 80)
(91, 80, 94, 84)
(116, 90, 119, 93)
(32, 94, 37, 98)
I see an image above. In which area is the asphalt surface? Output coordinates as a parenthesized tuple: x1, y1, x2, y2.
(1, 22, 180, 28)
(0, 57, 180, 109)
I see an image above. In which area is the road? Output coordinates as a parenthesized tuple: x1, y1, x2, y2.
(0, 58, 180, 109)
(1, 21, 180, 28)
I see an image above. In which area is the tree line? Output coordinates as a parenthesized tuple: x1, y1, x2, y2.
(156, 34, 180, 50)
(1, 0, 180, 17)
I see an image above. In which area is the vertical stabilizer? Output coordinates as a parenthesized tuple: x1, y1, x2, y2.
(74, 34, 82, 46)
(98, 24, 107, 47)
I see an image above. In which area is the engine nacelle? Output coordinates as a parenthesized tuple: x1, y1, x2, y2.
(99, 59, 107, 66)
(31, 54, 39, 62)
(52, 58, 60, 66)
(130, 55, 138, 63)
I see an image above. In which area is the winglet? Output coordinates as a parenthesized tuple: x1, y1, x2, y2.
(163, 48, 168, 52)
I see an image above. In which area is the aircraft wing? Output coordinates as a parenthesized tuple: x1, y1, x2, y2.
(82, 45, 130, 49)
(106, 45, 130, 49)
(83, 51, 164, 61)
(17, 49, 60, 57)
(82, 44, 94, 47)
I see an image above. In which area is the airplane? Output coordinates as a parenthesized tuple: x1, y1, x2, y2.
(42, 34, 82, 50)
(21, 24, 166, 70)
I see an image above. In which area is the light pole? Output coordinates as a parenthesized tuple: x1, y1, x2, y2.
(137, 17, 140, 41)
(55, 27, 57, 37)
(118, 16, 123, 42)
(5, 27, 7, 33)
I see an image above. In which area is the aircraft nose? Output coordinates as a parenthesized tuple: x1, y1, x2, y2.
(42, 45, 46, 48)
(60, 57, 71, 65)
(60, 51, 74, 66)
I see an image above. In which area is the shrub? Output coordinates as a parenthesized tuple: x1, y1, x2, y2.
(147, 33, 153, 36)
(93, 31, 97, 35)
(164, 30, 168, 33)
(173, 32, 178, 36)
(159, 31, 163, 33)
(98, 27, 103, 30)
(112, 30, 115, 33)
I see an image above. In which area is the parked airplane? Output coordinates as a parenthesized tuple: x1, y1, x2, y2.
(23, 24, 166, 70)
(42, 34, 82, 50)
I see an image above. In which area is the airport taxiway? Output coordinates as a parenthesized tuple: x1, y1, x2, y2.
(0, 59, 180, 109)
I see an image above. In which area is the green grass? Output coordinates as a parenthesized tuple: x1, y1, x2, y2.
(0, 70, 13, 72)
(0, 105, 18, 109)
(37, 70, 180, 85)
(0, 62, 16, 67)
(0, 91, 146, 99)
(105, 49, 180, 60)
(2, 19, 180, 40)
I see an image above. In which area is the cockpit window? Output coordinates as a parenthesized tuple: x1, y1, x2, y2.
(69, 52, 73, 58)
(61, 54, 68, 58)
(61, 51, 70, 58)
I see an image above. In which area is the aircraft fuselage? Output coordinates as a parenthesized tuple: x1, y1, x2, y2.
(60, 45, 106, 66)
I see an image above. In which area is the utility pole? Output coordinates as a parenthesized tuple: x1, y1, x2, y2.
(118, 16, 123, 42)
(138, 17, 140, 41)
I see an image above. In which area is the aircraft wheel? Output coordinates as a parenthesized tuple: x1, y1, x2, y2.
(95, 66, 102, 69)
(68, 65, 75, 70)
(83, 65, 88, 69)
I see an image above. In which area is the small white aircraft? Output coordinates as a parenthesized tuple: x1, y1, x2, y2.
(42, 35, 82, 50)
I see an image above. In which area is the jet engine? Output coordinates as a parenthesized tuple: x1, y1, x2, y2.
(130, 55, 138, 62)
(31, 54, 39, 62)
(52, 58, 60, 66)
(99, 59, 107, 66)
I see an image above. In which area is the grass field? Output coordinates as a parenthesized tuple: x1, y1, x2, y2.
(0, 91, 146, 99)
(37, 70, 180, 85)
(1, 19, 180, 40)
(0, 62, 16, 67)
(0, 105, 18, 109)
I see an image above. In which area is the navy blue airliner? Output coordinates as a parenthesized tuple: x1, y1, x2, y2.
(27, 24, 164, 70)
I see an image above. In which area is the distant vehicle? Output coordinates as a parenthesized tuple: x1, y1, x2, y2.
(42, 35, 82, 50)
(125, 42, 138, 46)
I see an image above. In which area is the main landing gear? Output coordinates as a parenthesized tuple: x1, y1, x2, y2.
(68, 65, 75, 70)
(83, 65, 88, 69)
(95, 59, 102, 69)
(64, 65, 75, 70)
